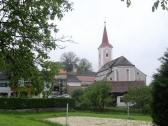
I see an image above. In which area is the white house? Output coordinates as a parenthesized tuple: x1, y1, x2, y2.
(0, 72, 12, 97)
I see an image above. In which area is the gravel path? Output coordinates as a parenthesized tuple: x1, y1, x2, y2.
(47, 116, 152, 126)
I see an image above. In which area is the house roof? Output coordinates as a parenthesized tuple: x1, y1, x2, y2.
(77, 76, 96, 82)
(67, 74, 80, 83)
(77, 70, 96, 77)
(97, 56, 135, 73)
(98, 24, 113, 49)
(107, 81, 145, 93)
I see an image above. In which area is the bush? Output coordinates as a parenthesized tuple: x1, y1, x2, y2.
(124, 85, 152, 114)
(81, 81, 111, 111)
(72, 89, 84, 108)
(0, 98, 74, 109)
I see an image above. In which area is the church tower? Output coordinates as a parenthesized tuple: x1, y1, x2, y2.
(98, 23, 113, 69)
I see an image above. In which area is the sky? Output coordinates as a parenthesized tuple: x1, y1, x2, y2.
(49, 0, 168, 84)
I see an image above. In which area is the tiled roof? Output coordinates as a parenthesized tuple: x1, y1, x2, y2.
(97, 56, 135, 73)
(77, 70, 96, 77)
(67, 74, 80, 83)
(99, 25, 113, 48)
(77, 76, 96, 82)
(107, 81, 145, 93)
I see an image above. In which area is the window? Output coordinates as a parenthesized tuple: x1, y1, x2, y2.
(0, 83, 8, 87)
(116, 70, 119, 81)
(106, 53, 108, 57)
(126, 69, 129, 81)
(120, 96, 124, 102)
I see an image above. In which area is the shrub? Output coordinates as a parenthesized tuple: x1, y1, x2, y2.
(81, 81, 111, 111)
(72, 89, 84, 108)
(124, 85, 152, 114)
(0, 98, 74, 109)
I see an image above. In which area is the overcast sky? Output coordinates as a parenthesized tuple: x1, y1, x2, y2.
(49, 0, 168, 84)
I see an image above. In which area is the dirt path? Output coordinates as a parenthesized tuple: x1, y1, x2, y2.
(47, 116, 152, 126)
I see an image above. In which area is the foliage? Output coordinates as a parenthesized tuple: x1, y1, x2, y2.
(72, 89, 84, 108)
(60, 52, 93, 73)
(41, 61, 60, 98)
(81, 81, 111, 111)
(77, 58, 92, 73)
(121, 0, 168, 11)
(124, 86, 152, 114)
(61, 52, 79, 72)
(152, 0, 168, 11)
(0, 98, 74, 109)
(0, 0, 72, 94)
(151, 49, 168, 126)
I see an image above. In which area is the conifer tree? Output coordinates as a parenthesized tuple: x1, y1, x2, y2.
(152, 49, 168, 126)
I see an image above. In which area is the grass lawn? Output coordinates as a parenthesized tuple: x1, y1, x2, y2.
(0, 110, 152, 126)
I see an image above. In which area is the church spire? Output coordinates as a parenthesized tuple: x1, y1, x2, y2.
(99, 22, 113, 48)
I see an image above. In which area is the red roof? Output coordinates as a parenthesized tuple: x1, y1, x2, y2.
(99, 24, 113, 48)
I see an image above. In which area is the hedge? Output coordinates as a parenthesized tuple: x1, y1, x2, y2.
(0, 98, 75, 109)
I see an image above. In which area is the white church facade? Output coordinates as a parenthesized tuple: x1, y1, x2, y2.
(96, 23, 146, 106)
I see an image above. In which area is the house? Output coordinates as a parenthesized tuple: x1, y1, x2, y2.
(96, 23, 146, 106)
(0, 72, 12, 97)
(67, 71, 96, 94)
(53, 69, 96, 96)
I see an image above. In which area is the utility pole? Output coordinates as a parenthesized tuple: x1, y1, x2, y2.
(127, 102, 130, 119)
(66, 102, 69, 126)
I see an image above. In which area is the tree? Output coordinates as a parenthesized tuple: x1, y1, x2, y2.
(124, 85, 152, 113)
(61, 52, 79, 72)
(0, 0, 72, 92)
(72, 89, 84, 108)
(121, 0, 168, 12)
(151, 49, 168, 126)
(41, 61, 60, 98)
(81, 81, 111, 111)
(77, 58, 92, 73)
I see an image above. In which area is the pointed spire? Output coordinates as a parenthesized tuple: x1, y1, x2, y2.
(99, 22, 113, 48)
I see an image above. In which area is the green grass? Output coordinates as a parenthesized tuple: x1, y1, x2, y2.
(0, 110, 152, 126)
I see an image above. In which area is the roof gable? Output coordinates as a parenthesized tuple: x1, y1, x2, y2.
(98, 56, 135, 73)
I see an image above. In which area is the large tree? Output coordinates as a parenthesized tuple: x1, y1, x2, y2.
(0, 0, 72, 91)
(77, 58, 92, 73)
(60, 52, 79, 72)
(151, 49, 168, 126)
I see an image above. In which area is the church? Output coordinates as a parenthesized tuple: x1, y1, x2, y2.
(52, 23, 146, 107)
(96, 23, 146, 106)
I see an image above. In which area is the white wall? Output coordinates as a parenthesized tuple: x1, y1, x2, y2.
(67, 82, 81, 86)
(96, 66, 146, 82)
(98, 47, 112, 69)
(117, 96, 127, 107)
